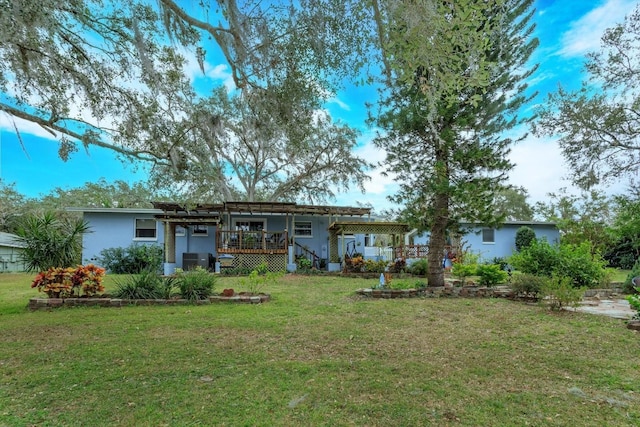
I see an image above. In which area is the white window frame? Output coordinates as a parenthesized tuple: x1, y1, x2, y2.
(482, 228, 495, 244)
(191, 224, 209, 237)
(134, 218, 157, 241)
(294, 221, 313, 238)
(175, 225, 186, 237)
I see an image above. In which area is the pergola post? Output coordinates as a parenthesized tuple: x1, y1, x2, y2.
(163, 222, 177, 275)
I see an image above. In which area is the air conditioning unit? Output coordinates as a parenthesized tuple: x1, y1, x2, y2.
(182, 253, 215, 271)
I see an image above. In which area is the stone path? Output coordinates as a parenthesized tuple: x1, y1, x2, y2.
(569, 298, 635, 320)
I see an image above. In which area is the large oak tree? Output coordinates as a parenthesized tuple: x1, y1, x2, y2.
(0, 0, 373, 203)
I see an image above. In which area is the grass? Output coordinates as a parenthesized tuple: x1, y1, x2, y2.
(1, 272, 639, 426)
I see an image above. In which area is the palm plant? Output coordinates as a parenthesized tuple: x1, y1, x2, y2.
(15, 211, 89, 271)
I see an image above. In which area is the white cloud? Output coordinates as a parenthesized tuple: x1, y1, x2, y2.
(559, 0, 637, 57)
(0, 114, 59, 141)
(328, 97, 350, 111)
(508, 134, 578, 203)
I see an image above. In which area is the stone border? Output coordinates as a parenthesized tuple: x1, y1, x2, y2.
(356, 285, 515, 299)
(28, 294, 270, 310)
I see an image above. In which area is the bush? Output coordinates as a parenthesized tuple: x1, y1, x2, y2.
(490, 257, 509, 270)
(476, 264, 508, 287)
(388, 258, 406, 273)
(176, 266, 216, 301)
(627, 287, 640, 320)
(624, 257, 640, 294)
(558, 242, 607, 288)
(240, 263, 282, 294)
(510, 240, 606, 289)
(407, 259, 428, 276)
(112, 270, 173, 299)
(30, 264, 106, 298)
(363, 259, 388, 274)
(389, 279, 425, 290)
(540, 275, 586, 311)
(509, 273, 547, 299)
(99, 243, 164, 274)
(451, 263, 477, 285)
(515, 226, 537, 252)
(296, 257, 313, 270)
(509, 239, 559, 278)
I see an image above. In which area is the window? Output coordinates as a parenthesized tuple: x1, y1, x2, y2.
(482, 228, 495, 244)
(233, 219, 266, 231)
(191, 224, 208, 236)
(294, 221, 313, 237)
(175, 226, 186, 237)
(135, 218, 156, 239)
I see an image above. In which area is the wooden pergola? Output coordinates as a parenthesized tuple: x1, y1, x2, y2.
(328, 221, 411, 263)
(152, 201, 373, 270)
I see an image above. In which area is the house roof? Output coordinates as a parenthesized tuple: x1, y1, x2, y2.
(152, 201, 372, 217)
(0, 232, 25, 248)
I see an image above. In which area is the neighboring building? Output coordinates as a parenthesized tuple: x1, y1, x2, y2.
(410, 221, 560, 263)
(0, 232, 27, 272)
(71, 203, 559, 273)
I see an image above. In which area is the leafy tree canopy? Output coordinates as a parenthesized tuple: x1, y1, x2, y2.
(534, 5, 640, 190)
(1, 0, 375, 203)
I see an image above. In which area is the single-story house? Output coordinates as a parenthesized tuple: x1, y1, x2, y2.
(0, 231, 27, 272)
(71, 202, 407, 273)
(71, 203, 559, 273)
(410, 221, 560, 264)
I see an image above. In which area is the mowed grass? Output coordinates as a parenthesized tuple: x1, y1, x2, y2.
(1, 273, 639, 426)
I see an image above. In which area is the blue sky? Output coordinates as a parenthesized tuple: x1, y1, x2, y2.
(0, 0, 637, 208)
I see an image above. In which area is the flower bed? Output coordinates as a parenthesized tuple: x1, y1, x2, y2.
(28, 294, 270, 310)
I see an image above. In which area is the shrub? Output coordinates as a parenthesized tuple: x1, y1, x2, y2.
(112, 270, 171, 299)
(98, 243, 164, 274)
(627, 286, 640, 320)
(296, 257, 313, 271)
(388, 258, 406, 273)
(240, 264, 283, 294)
(16, 211, 89, 271)
(176, 266, 216, 301)
(510, 240, 606, 289)
(407, 259, 428, 276)
(490, 257, 509, 270)
(540, 275, 585, 311)
(363, 259, 388, 274)
(476, 264, 508, 287)
(451, 263, 477, 285)
(623, 257, 640, 293)
(557, 242, 606, 288)
(515, 226, 536, 252)
(31, 264, 106, 298)
(509, 239, 560, 277)
(509, 273, 547, 299)
(344, 256, 365, 273)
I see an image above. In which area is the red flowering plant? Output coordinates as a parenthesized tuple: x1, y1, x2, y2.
(31, 264, 106, 298)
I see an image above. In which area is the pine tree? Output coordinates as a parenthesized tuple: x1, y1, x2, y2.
(371, 0, 539, 286)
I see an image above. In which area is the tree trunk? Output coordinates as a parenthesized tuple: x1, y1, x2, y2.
(427, 192, 449, 287)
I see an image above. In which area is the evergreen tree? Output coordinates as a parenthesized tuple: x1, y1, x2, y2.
(371, 0, 538, 286)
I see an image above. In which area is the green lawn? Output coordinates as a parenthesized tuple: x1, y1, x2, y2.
(1, 272, 639, 426)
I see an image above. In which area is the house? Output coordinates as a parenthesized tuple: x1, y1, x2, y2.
(72, 203, 559, 273)
(71, 202, 408, 273)
(410, 221, 560, 264)
(0, 231, 27, 272)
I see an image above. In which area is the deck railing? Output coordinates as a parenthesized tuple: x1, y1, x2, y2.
(216, 230, 288, 254)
